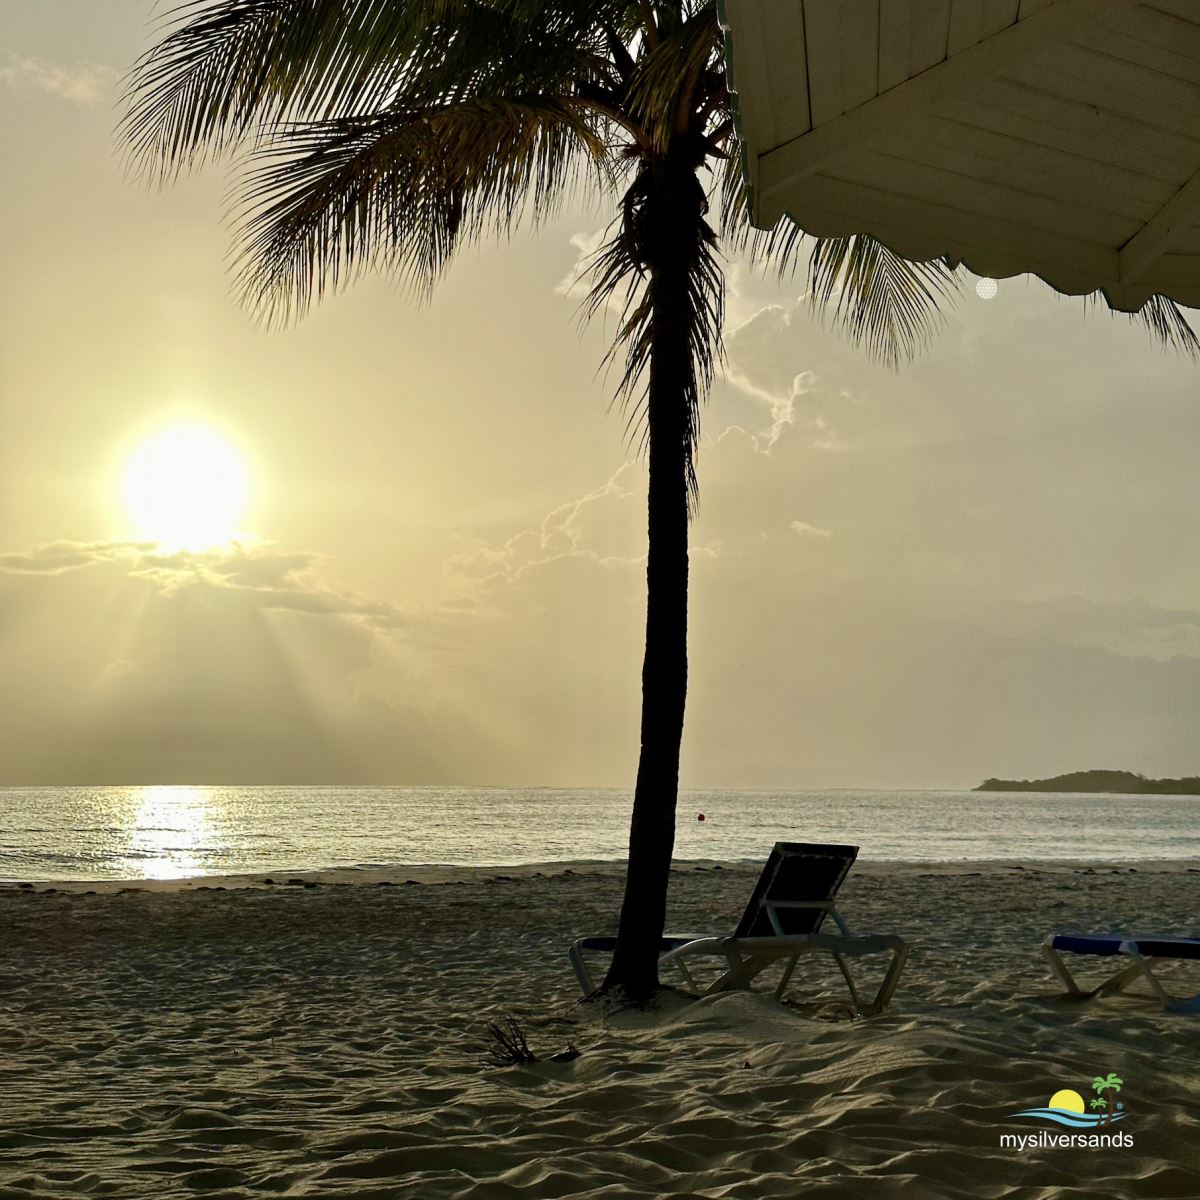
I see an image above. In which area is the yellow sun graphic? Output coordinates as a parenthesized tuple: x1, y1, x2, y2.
(1048, 1089, 1085, 1113)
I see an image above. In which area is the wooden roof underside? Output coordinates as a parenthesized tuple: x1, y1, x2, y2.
(720, 0, 1200, 312)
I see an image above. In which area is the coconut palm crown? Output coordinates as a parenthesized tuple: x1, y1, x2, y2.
(122, 1, 1197, 1000)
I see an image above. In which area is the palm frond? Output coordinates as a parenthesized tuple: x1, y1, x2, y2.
(625, 3, 720, 150)
(1123, 295, 1198, 358)
(718, 152, 959, 367)
(121, 0, 440, 177)
(716, 144, 750, 244)
(121, 0, 613, 180)
(802, 234, 960, 368)
(1071, 290, 1199, 356)
(235, 93, 607, 321)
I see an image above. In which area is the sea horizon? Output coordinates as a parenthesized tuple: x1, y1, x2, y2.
(4, 784, 1198, 882)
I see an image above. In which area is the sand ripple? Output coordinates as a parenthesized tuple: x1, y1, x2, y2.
(1, 864, 1198, 1197)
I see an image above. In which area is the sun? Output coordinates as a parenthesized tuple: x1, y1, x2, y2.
(122, 426, 249, 551)
(1048, 1089, 1086, 1114)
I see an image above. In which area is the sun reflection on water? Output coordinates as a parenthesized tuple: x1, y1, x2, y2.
(128, 786, 220, 878)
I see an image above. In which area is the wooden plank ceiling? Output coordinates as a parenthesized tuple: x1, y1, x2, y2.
(719, 0, 1200, 311)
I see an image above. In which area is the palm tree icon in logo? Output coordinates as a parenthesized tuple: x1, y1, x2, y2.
(1090, 1073, 1124, 1126)
(1010, 1072, 1127, 1126)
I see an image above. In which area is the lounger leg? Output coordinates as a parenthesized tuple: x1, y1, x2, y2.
(832, 952, 865, 1011)
(1044, 946, 1151, 1002)
(674, 959, 698, 992)
(569, 942, 596, 996)
(704, 952, 774, 995)
(774, 954, 801, 1000)
(1043, 945, 1086, 997)
(1106, 956, 1200, 1013)
(1125, 954, 1177, 1010)
(1095, 962, 1146, 998)
(716, 949, 752, 992)
(871, 943, 910, 1013)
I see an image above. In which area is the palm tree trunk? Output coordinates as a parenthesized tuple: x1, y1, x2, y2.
(603, 150, 704, 1000)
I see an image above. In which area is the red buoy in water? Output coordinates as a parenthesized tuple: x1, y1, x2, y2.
(697, 813, 705, 822)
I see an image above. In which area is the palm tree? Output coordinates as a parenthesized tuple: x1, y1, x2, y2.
(121, 1, 1197, 1001)
(1091, 1073, 1123, 1126)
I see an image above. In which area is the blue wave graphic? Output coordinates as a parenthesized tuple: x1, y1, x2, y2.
(1007, 1108, 1126, 1128)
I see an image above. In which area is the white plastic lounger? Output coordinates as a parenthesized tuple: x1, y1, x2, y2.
(570, 842, 909, 1013)
(1043, 934, 1200, 1013)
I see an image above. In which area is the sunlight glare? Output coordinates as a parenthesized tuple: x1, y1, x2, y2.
(128, 785, 218, 879)
(122, 426, 249, 551)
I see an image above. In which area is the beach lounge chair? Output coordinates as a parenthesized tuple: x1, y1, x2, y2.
(570, 842, 909, 1013)
(1042, 933, 1200, 1013)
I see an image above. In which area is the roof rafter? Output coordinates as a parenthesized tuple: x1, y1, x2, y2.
(1119, 167, 1200, 284)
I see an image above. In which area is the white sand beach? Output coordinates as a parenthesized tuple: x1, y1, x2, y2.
(2, 861, 1198, 1198)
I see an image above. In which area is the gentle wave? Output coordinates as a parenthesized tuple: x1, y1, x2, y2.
(2, 785, 1198, 881)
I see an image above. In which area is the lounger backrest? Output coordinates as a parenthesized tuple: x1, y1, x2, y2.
(733, 841, 859, 938)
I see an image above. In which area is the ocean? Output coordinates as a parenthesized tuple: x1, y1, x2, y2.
(1, 786, 1197, 881)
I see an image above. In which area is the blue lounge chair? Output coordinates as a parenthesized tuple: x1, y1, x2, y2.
(1043, 933, 1200, 1013)
(570, 842, 909, 1013)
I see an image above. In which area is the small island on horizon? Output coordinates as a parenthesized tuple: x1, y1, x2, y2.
(975, 769, 1200, 795)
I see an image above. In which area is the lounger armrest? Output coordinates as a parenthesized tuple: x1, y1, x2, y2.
(568, 933, 717, 995)
(730, 931, 904, 954)
(664, 931, 905, 960)
(659, 935, 730, 963)
(572, 934, 705, 955)
(796, 932, 904, 954)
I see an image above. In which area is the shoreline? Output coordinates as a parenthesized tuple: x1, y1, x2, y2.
(4, 855, 1199, 894)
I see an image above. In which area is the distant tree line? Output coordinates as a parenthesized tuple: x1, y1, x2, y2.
(975, 770, 1200, 795)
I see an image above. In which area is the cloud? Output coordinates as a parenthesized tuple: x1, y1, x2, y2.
(554, 225, 645, 332)
(555, 228, 606, 300)
(0, 540, 147, 575)
(790, 520, 833, 539)
(0, 52, 118, 105)
(1005, 595, 1200, 662)
(0, 539, 410, 628)
(721, 298, 860, 452)
(446, 464, 643, 590)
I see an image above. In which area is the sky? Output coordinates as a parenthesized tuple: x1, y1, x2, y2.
(3, 1, 1200, 789)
